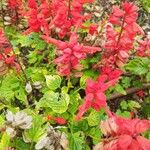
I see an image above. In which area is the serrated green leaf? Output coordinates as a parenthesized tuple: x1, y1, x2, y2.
(45, 75, 61, 90)
(12, 138, 30, 150)
(115, 84, 126, 95)
(120, 101, 128, 110)
(37, 91, 70, 113)
(125, 57, 150, 75)
(128, 100, 141, 109)
(23, 116, 45, 143)
(80, 75, 89, 88)
(87, 110, 100, 126)
(69, 132, 85, 150)
(146, 72, 150, 82)
(0, 132, 10, 150)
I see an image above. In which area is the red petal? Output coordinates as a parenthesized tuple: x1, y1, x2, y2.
(137, 136, 150, 150)
(135, 120, 150, 134)
(118, 134, 132, 149)
(128, 139, 141, 150)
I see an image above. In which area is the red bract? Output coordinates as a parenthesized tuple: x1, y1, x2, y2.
(76, 73, 119, 120)
(136, 90, 145, 98)
(42, 32, 100, 76)
(100, 2, 144, 70)
(25, 0, 94, 37)
(136, 37, 150, 57)
(47, 115, 67, 125)
(0, 28, 20, 72)
(7, 0, 24, 24)
(25, 0, 50, 35)
(96, 115, 150, 150)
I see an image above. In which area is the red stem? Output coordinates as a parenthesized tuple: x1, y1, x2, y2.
(68, 0, 71, 18)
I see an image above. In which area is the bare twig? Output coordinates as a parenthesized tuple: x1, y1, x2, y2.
(108, 83, 150, 101)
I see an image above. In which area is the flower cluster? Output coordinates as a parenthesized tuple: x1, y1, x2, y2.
(100, 2, 144, 71)
(136, 37, 150, 57)
(25, 0, 94, 38)
(94, 115, 150, 150)
(42, 32, 100, 76)
(0, 28, 20, 73)
(3, 0, 25, 27)
(76, 71, 120, 120)
(25, 0, 50, 35)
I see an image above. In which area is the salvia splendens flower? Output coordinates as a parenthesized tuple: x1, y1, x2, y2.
(76, 73, 119, 120)
(94, 115, 150, 150)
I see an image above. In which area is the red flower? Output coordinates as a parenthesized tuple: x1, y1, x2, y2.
(42, 32, 100, 76)
(98, 115, 150, 150)
(47, 115, 67, 125)
(76, 73, 119, 120)
(0, 28, 20, 72)
(99, 2, 144, 70)
(136, 90, 145, 98)
(136, 37, 150, 57)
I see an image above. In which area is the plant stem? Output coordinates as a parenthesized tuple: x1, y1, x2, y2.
(108, 83, 150, 101)
(68, 0, 71, 19)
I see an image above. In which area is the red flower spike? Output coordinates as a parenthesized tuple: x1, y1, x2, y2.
(0, 28, 20, 72)
(76, 73, 119, 120)
(28, 0, 37, 9)
(42, 33, 100, 76)
(99, 2, 144, 72)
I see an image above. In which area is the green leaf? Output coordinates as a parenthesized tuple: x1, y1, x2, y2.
(37, 91, 70, 113)
(128, 101, 141, 109)
(146, 72, 150, 82)
(88, 127, 102, 144)
(68, 92, 80, 114)
(80, 75, 89, 88)
(45, 75, 61, 90)
(116, 110, 130, 118)
(87, 110, 103, 126)
(15, 88, 27, 104)
(23, 116, 45, 143)
(12, 138, 30, 150)
(125, 57, 150, 75)
(0, 132, 10, 150)
(115, 84, 126, 95)
(69, 132, 85, 150)
(0, 116, 5, 128)
(120, 101, 128, 110)
(121, 77, 131, 88)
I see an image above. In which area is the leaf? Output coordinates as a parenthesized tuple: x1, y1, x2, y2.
(87, 110, 104, 126)
(0, 116, 5, 128)
(15, 88, 27, 104)
(37, 91, 70, 113)
(68, 92, 80, 114)
(69, 132, 85, 150)
(125, 57, 150, 75)
(88, 127, 102, 144)
(45, 75, 61, 90)
(146, 72, 150, 82)
(0, 132, 10, 150)
(23, 116, 46, 143)
(120, 101, 128, 110)
(128, 101, 141, 109)
(80, 75, 89, 88)
(115, 84, 126, 95)
(121, 77, 131, 88)
(12, 138, 30, 150)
